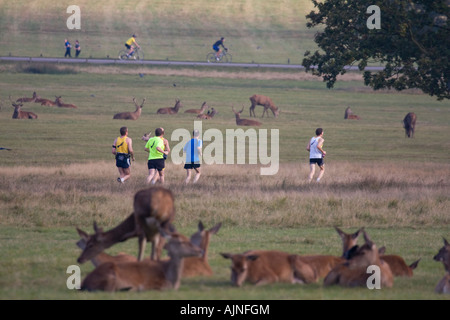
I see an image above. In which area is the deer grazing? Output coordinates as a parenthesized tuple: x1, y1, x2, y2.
(16, 91, 39, 103)
(113, 98, 145, 120)
(403, 112, 417, 138)
(221, 250, 317, 286)
(232, 106, 262, 126)
(80, 228, 203, 292)
(249, 94, 279, 118)
(77, 187, 176, 264)
(344, 107, 361, 120)
(433, 237, 450, 294)
(185, 101, 209, 114)
(55, 96, 77, 108)
(157, 99, 183, 114)
(76, 228, 137, 267)
(197, 107, 217, 120)
(10, 97, 38, 119)
(323, 230, 394, 288)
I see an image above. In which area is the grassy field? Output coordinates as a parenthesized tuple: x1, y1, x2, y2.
(0, 0, 317, 64)
(0, 0, 449, 304)
(0, 61, 449, 302)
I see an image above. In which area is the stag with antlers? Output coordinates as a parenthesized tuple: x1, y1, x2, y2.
(113, 98, 146, 120)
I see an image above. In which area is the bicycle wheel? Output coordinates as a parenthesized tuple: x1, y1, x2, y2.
(118, 50, 128, 60)
(222, 53, 232, 63)
(135, 50, 144, 60)
(206, 52, 217, 63)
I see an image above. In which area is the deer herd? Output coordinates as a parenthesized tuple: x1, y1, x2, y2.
(75, 186, 446, 294)
(7, 91, 416, 137)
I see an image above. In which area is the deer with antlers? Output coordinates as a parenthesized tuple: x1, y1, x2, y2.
(157, 99, 183, 114)
(232, 106, 262, 126)
(55, 96, 77, 108)
(80, 227, 203, 292)
(113, 98, 146, 120)
(185, 101, 209, 115)
(10, 97, 38, 119)
(16, 91, 39, 103)
(77, 187, 176, 264)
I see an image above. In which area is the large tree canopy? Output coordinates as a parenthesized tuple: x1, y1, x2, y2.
(302, 0, 450, 100)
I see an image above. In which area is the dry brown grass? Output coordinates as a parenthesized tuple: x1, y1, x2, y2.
(1, 160, 448, 230)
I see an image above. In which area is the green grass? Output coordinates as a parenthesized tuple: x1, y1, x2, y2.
(0, 0, 317, 63)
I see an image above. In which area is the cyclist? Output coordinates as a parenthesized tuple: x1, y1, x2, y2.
(212, 37, 227, 60)
(125, 34, 140, 58)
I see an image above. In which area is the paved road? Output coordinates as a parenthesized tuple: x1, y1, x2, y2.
(0, 56, 383, 71)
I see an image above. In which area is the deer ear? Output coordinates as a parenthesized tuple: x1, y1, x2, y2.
(444, 237, 449, 246)
(246, 255, 259, 261)
(220, 253, 232, 259)
(209, 222, 222, 234)
(344, 245, 359, 260)
(198, 221, 205, 231)
(93, 221, 103, 234)
(378, 246, 386, 255)
(76, 228, 89, 239)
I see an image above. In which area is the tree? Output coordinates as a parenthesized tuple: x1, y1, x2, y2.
(302, 0, 450, 100)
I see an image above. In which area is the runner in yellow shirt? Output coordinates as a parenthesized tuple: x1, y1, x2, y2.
(145, 127, 169, 184)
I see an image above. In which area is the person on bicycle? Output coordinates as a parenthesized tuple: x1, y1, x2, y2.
(213, 37, 227, 60)
(125, 34, 140, 58)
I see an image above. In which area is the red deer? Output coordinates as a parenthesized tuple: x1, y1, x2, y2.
(76, 228, 137, 267)
(157, 99, 183, 114)
(249, 94, 279, 118)
(335, 226, 364, 257)
(378, 246, 420, 277)
(113, 98, 145, 120)
(323, 230, 394, 288)
(77, 187, 176, 264)
(344, 107, 361, 120)
(184, 101, 209, 114)
(16, 91, 39, 103)
(289, 254, 345, 281)
(55, 96, 77, 108)
(434, 237, 450, 294)
(197, 107, 217, 120)
(181, 221, 222, 277)
(80, 228, 203, 292)
(221, 250, 317, 286)
(403, 112, 417, 138)
(10, 97, 38, 119)
(232, 106, 262, 126)
(38, 96, 58, 106)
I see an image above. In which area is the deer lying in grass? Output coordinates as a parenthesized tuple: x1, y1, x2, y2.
(55, 96, 77, 108)
(185, 101, 209, 114)
(113, 98, 145, 120)
(232, 106, 262, 126)
(289, 254, 345, 281)
(181, 221, 222, 277)
(249, 94, 279, 118)
(81, 228, 203, 292)
(197, 107, 217, 120)
(378, 246, 420, 277)
(37, 96, 58, 106)
(16, 91, 39, 103)
(335, 226, 364, 257)
(433, 237, 450, 294)
(221, 250, 317, 286)
(77, 187, 176, 264)
(10, 97, 38, 119)
(157, 99, 183, 114)
(344, 107, 361, 120)
(323, 230, 394, 288)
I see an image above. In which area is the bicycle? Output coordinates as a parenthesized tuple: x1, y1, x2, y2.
(206, 49, 232, 63)
(118, 47, 144, 60)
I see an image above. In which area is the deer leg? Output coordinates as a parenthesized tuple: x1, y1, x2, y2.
(137, 234, 147, 261)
